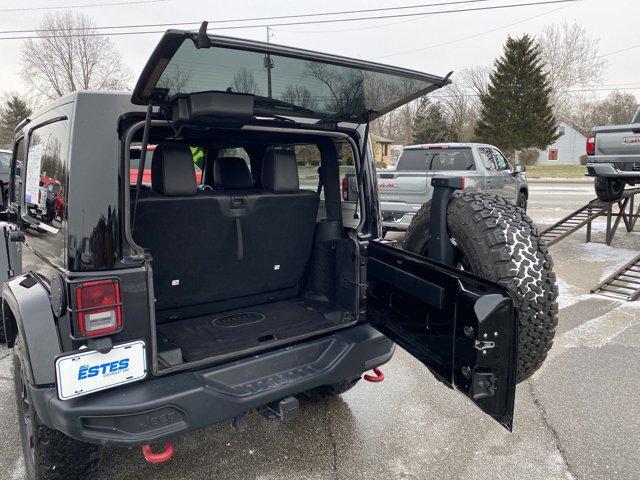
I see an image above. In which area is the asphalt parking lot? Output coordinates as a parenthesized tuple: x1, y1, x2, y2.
(1, 181, 639, 480)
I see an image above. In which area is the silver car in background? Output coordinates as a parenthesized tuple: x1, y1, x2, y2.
(377, 143, 528, 232)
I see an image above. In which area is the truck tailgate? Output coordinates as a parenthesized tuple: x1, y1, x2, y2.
(593, 123, 640, 160)
(377, 170, 432, 205)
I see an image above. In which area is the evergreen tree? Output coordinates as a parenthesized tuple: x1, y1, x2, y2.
(0, 95, 32, 146)
(475, 35, 558, 153)
(411, 97, 457, 144)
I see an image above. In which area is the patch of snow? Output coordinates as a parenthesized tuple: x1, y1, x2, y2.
(561, 307, 635, 349)
(577, 241, 639, 267)
(555, 277, 591, 310)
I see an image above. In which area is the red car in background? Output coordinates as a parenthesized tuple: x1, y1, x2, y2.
(40, 175, 64, 222)
(130, 145, 202, 185)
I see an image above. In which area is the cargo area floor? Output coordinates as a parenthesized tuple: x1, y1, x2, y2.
(156, 297, 351, 363)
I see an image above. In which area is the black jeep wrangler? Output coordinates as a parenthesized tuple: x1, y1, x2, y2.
(1, 26, 557, 480)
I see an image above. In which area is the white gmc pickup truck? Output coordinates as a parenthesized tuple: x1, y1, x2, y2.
(376, 143, 528, 233)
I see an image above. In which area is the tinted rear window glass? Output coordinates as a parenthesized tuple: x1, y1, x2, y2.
(153, 39, 438, 122)
(634, 109, 640, 124)
(397, 148, 475, 171)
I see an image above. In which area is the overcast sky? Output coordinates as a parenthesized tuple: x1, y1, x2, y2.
(0, 0, 638, 100)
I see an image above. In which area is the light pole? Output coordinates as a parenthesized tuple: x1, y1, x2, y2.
(264, 26, 274, 98)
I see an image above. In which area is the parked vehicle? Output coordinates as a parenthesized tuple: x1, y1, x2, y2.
(129, 144, 203, 185)
(0, 149, 10, 185)
(586, 107, 640, 201)
(2, 27, 556, 480)
(0, 149, 11, 201)
(377, 143, 527, 233)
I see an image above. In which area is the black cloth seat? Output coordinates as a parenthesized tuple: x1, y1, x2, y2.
(132, 145, 319, 318)
(213, 156, 253, 189)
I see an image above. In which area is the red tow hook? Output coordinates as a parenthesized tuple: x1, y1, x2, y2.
(363, 367, 384, 383)
(142, 443, 174, 463)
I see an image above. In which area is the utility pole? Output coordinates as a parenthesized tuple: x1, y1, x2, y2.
(264, 26, 274, 99)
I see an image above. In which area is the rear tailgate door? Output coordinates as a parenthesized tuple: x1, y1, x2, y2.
(131, 30, 450, 122)
(366, 241, 517, 430)
(594, 123, 640, 161)
(377, 170, 431, 205)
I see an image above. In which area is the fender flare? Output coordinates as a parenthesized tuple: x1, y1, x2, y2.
(2, 274, 61, 386)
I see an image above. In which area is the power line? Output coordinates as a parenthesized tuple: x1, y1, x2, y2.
(378, 3, 571, 58)
(598, 43, 640, 58)
(277, 0, 487, 34)
(0, 0, 582, 40)
(0, 0, 494, 33)
(0, 0, 168, 13)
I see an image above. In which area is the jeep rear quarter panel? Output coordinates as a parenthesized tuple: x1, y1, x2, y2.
(9, 92, 153, 370)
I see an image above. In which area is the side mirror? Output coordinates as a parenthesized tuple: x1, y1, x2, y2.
(513, 164, 526, 175)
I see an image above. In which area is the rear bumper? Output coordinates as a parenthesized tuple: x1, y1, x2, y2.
(380, 201, 422, 231)
(30, 324, 394, 447)
(586, 162, 640, 178)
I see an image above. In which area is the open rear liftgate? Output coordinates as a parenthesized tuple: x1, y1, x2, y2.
(540, 188, 640, 301)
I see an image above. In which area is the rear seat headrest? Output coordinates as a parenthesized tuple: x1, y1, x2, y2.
(214, 157, 253, 189)
(151, 143, 198, 196)
(262, 149, 300, 193)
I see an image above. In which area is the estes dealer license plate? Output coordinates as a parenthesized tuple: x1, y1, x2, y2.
(55, 340, 147, 400)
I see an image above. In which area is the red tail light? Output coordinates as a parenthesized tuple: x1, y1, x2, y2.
(75, 279, 122, 338)
(342, 176, 348, 201)
(586, 133, 596, 155)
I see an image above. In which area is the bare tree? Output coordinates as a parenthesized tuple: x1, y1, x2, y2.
(156, 66, 192, 96)
(456, 66, 491, 97)
(20, 11, 132, 100)
(230, 68, 261, 96)
(436, 67, 489, 142)
(280, 85, 317, 109)
(568, 91, 638, 135)
(537, 22, 608, 118)
(438, 82, 476, 142)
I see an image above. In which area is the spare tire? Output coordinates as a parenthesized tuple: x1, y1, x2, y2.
(404, 192, 558, 383)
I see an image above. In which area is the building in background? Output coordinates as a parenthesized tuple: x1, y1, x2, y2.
(372, 134, 399, 168)
(536, 122, 586, 164)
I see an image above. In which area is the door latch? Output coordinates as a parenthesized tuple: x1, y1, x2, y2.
(474, 340, 495, 352)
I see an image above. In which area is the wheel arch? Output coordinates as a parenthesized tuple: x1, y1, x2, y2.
(518, 186, 528, 198)
(2, 274, 62, 386)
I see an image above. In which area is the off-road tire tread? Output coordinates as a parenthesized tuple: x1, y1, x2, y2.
(404, 192, 558, 382)
(300, 377, 360, 401)
(31, 425, 102, 480)
(13, 336, 102, 480)
(594, 177, 624, 201)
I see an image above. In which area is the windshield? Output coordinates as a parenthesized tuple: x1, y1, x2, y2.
(634, 108, 640, 124)
(142, 35, 442, 122)
(397, 148, 475, 171)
